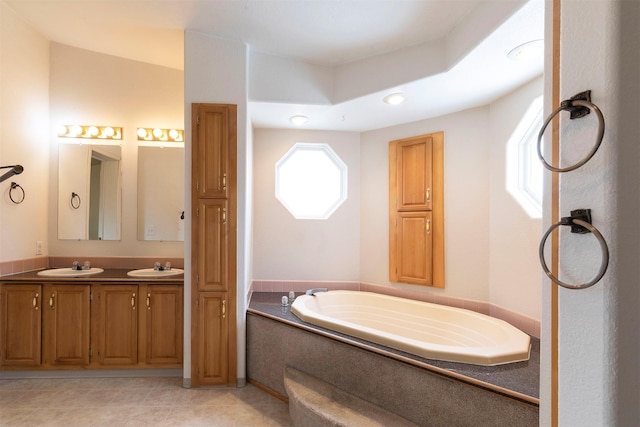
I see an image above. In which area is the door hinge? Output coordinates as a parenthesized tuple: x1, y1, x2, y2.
(196, 182, 199, 192)
(196, 207, 199, 217)
(89, 292, 93, 301)
(196, 274, 199, 285)
(196, 115, 200, 125)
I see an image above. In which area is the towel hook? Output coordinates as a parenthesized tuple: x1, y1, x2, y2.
(537, 91, 605, 173)
(9, 182, 25, 204)
(539, 209, 609, 289)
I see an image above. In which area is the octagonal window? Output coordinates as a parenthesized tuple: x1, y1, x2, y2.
(507, 95, 543, 218)
(276, 143, 348, 219)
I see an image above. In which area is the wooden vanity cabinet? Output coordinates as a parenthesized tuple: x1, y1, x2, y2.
(1, 284, 42, 367)
(140, 284, 183, 366)
(1, 280, 183, 370)
(1, 283, 90, 368)
(91, 283, 183, 368)
(92, 284, 139, 366)
(42, 284, 90, 367)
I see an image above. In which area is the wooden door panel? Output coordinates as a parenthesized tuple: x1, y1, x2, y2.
(397, 137, 433, 211)
(145, 285, 183, 365)
(197, 199, 227, 291)
(96, 285, 138, 365)
(1, 284, 41, 366)
(197, 293, 228, 385)
(396, 212, 433, 286)
(42, 284, 90, 366)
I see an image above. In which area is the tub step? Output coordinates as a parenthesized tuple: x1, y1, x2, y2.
(284, 366, 419, 427)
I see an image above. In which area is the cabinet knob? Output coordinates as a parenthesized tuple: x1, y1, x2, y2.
(49, 293, 55, 310)
(426, 219, 431, 234)
(131, 293, 136, 310)
(146, 293, 151, 310)
(33, 293, 39, 310)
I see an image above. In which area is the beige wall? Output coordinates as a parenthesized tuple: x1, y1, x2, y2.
(252, 129, 361, 281)
(0, 3, 50, 263)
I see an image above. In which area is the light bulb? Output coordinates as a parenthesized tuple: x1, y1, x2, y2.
(152, 128, 163, 138)
(137, 128, 148, 139)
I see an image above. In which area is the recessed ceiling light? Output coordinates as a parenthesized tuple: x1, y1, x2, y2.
(508, 39, 544, 61)
(289, 115, 309, 126)
(383, 93, 405, 105)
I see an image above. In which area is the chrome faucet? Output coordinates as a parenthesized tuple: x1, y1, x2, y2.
(305, 288, 328, 296)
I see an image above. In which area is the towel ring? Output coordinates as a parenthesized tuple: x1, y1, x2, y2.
(537, 99, 605, 173)
(71, 192, 81, 209)
(539, 218, 609, 289)
(9, 182, 25, 204)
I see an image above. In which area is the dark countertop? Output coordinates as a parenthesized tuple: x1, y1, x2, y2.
(248, 292, 539, 405)
(0, 268, 183, 283)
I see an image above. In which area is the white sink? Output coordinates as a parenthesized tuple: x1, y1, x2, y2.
(37, 267, 104, 277)
(127, 268, 184, 278)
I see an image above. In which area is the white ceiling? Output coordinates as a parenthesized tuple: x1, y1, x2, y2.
(5, 0, 544, 132)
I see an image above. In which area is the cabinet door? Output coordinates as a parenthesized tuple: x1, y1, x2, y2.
(392, 211, 433, 286)
(193, 104, 236, 199)
(143, 285, 183, 365)
(42, 284, 90, 366)
(394, 136, 433, 211)
(195, 199, 228, 292)
(1, 284, 41, 367)
(95, 285, 138, 365)
(195, 293, 228, 385)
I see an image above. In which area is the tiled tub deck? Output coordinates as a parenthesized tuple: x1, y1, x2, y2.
(247, 292, 539, 427)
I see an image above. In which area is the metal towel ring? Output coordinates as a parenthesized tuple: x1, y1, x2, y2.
(537, 99, 605, 173)
(9, 182, 25, 204)
(539, 218, 609, 290)
(70, 192, 81, 209)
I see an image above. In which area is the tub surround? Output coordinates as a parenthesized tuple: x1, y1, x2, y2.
(248, 293, 538, 426)
(251, 280, 540, 338)
(248, 292, 539, 403)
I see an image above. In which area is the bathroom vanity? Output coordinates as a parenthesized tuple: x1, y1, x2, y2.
(0, 269, 183, 370)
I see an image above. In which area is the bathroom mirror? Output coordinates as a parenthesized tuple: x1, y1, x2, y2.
(137, 145, 184, 241)
(58, 143, 122, 240)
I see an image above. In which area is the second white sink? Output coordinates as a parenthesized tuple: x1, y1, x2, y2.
(127, 268, 184, 278)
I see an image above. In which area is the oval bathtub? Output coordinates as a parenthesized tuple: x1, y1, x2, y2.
(290, 290, 531, 366)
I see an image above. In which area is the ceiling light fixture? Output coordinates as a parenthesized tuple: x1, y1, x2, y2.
(508, 39, 544, 61)
(383, 93, 405, 105)
(290, 115, 309, 126)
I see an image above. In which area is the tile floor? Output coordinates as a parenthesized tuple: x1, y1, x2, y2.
(0, 377, 292, 426)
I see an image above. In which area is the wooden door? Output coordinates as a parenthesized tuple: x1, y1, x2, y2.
(193, 104, 236, 199)
(395, 136, 433, 211)
(394, 211, 433, 286)
(94, 285, 138, 365)
(142, 284, 183, 365)
(0, 284, 41, 367)
(195, 292, 228, 385)
(195, 198, 228, 292)
(42, 284, 90, 366)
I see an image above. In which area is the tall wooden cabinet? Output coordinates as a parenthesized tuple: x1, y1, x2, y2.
(191, 103, 237, 386)
(389, 132, 444, 287)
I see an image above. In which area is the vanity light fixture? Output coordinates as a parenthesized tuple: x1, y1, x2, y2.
(508, 39, 544, 61)
(289, 115, 309, 126)
(383, 93, 405, 105)
(137, 127, 184, 142)
(57, 125, 122, 140)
